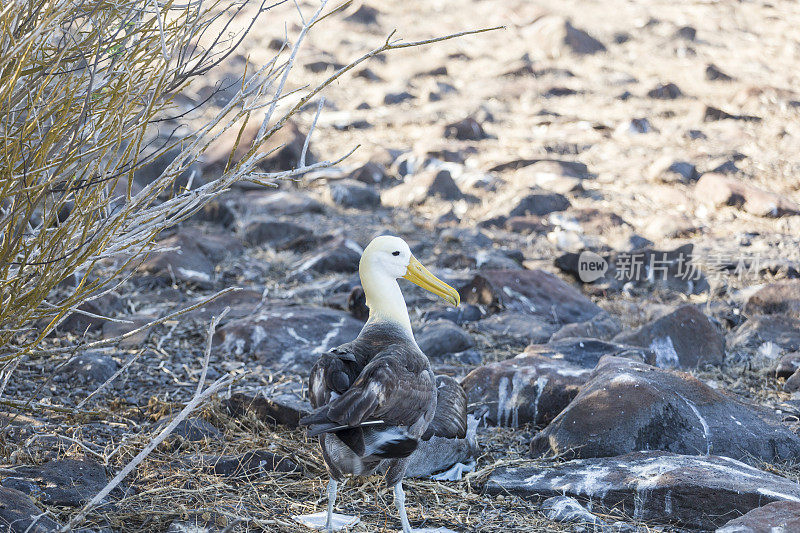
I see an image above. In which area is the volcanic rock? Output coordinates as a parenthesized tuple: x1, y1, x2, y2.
(0, 487, 62, 532)
(695, 173, 799, 217)
(1, 459, 110, 507)
(550, 311, 622, 341)
(61, 351, 119, 386)
(242, 218, 311, 247)
(327, 179, 381, 209)
(507, 191, 570, 217)
(459, 269, 602, 323)
(647, 82, 683, 99)
(717, 500, 800, 533)
(531, 356, 800, 463)
(417, 320, 475, 359)
(214, 305, 363, 372)
(195, 450, 300, 478)
(382, 169, 464, 206)
(613, 305, 725, 369)
(744, 280, 800, 318)
(296, 238, 362, 274)
(729, 314, 800, 353)
(443, 118, 488, 140)
(224, 388, 312, 429)
(242, 191, 325, 217)
(486, 451, 800, 530)
(526, 16, 606, 58)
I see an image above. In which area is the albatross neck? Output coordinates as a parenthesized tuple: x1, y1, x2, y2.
(359, 267, 414, 337)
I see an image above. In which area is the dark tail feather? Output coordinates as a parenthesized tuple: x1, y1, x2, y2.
(299, 407, 330, 428)
(303, 418, 386, 438)
(372, 436, 418, 459)
(308, 421, 417, 459)
(334, 427, 365, 456)
(364, 427, 419, 459)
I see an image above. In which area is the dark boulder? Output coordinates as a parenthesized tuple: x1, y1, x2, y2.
(744, 280, 800, 318)
(296, 238, 362, 274)
(729, 315, 800, 353)
(242, 218, 311, 247)
(214, 306, 363, 373)
(613, 305, 725, 368)
(462, 339, 650, 427)
(531, 356, 800, 464)
(471, 312, 557, 345)
(242, 191, 325, 217)
(61, 351, 119, 386)
(459, 269, 602, 323)
(223, 388, 312, 429)
(717, 501, 800, 533)
(443, 118, 488, 140)
(550, 311, 621, 341)
(1, 459, 110, 507)
(508, 191, 570, 217)
(327, 179, 381, 209)
(382, 169, 464, 207)
(195, 450, 300, 478)
(647, 82, 683, 99)
(486, 451, 800, 530)
(0, 487, 62, 532)
(417, 320, 475, 359)
(462, 352, 589, 427)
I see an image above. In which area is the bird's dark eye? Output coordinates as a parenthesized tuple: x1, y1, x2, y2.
(392, 251, 400, 256)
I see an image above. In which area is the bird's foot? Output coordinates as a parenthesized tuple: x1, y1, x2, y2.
(430, 460, 476, 481)
(293, 511, 359, 531)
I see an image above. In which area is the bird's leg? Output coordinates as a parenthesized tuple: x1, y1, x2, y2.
(393, 482, 412, 533)
(293, 477, 358, 531)
(325, 477, 338, 531)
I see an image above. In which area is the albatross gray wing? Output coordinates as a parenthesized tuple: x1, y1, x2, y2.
(308, 348, 361, 409)
(308, 322, 414, 409)
(303, 343, 435, 430)
(422, 375, 467, 440)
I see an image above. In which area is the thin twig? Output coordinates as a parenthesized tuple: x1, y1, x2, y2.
(300, 97, 324, 168)
(18, 287, 241, 359)
(76, 350, 144, 409)
(197, 306, 229, 397)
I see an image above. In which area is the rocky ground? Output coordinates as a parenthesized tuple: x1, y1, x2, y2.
(4, 0, 800, 531)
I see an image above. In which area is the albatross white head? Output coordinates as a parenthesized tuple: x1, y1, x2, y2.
(359, 236, 460, 335)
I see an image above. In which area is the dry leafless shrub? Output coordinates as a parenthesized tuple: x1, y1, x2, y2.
(0, 0, 272, 361)
(0, 1, 498, 528)
(0, 0, 494, 366)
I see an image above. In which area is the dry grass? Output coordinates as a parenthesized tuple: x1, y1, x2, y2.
(1, 394, 572, 532)
(36, 401, 569, 532)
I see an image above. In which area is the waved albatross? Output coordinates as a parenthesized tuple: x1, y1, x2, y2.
(297, 236, 466, 532)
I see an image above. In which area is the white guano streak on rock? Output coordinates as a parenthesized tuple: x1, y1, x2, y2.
(313, 317, 345, 355)
(496, 376, 511, 426)
(531, 376, 549, 425)
(176, 267, 211, 282)
(250, 325, 268, 349)
(649, 336, 679, 368)
(509, 371, 528, 428)
(502, 286, 537, 313)
(675, 392, 711, 455)
(286, 327, 310, 344)
(758, 488, 800, 502)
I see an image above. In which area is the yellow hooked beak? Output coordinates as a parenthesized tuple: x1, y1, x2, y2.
(402, 255, 460, 307)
